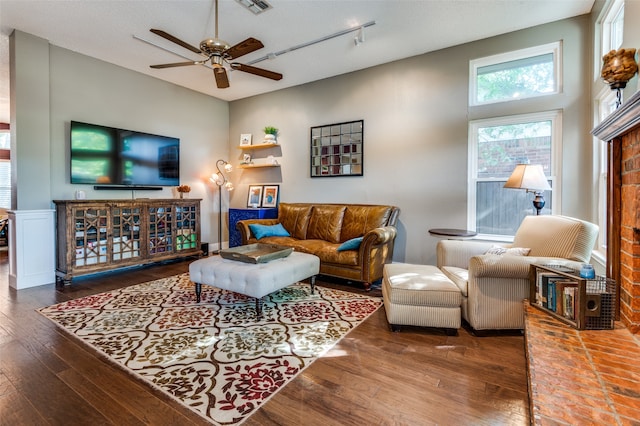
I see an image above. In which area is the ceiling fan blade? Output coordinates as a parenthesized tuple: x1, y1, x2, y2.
(150, 29, 202, 54)
(224, 38, 264, 60)
(231, 63, 283, 81)
(214, 67, 230, 89)
(150, 61, 201, 69)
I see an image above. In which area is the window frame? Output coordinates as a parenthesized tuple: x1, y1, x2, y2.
(593, 86, 618, 257)
(469, 41, 562, 106)
(599, 0, 625, 56)
(467, 110, 562, 240)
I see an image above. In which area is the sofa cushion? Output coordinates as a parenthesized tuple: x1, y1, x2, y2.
(278, 203, 313, 240)
(337, 236, 363, 251)
(248, 223, 290, 240)
(306, 205, 346, 244)
(295, 240, 359, 266)
(340, 205, 392, 242)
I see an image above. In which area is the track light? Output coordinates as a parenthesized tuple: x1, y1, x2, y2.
(354, 26, 365, 46)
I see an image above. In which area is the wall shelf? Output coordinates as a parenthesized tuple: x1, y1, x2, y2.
(238, 163, 280, 169)
(238, 143, 279, 150)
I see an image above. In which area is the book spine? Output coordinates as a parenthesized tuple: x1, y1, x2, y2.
(547, 281, 556, 311)
(564, 286, 577, 320)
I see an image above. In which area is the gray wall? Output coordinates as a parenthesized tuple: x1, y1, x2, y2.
(10, 13, 611, 267)
(229, 16, 593, 265)
(10, 30, 229, 245)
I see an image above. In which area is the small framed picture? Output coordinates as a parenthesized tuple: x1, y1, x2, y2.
(240, 133, 252, 146)
(262, 185, 279, 208)
(241, 153, 252, 164)
(247, 185, 263, 208)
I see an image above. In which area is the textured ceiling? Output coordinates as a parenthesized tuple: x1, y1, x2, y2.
(0, 0, 595, 124)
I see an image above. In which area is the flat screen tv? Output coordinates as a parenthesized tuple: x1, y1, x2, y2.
(70, 121, 180, 187)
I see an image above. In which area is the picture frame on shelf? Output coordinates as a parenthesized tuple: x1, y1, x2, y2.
(262, 185, 279, 208)
(247, 185, 263, 208)
(241, 153, 252, 165)
(240, 133, 252, 146)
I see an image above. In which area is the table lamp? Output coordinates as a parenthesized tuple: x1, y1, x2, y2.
(504, 164, 551, 215)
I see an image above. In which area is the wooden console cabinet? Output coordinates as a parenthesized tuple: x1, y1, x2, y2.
(54, 199, 201, 285)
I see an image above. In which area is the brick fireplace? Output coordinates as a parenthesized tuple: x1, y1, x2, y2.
(593, 89, 640, 333)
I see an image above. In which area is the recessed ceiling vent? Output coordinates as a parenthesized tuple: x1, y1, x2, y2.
(236, 0, 272, 14)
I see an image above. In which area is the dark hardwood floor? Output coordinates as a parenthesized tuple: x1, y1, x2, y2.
(0, 251, 530, 425)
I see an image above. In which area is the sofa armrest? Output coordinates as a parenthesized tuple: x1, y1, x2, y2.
(236, 218, 280, 244)
(437, 240, 498, 269)
(361, 226, 396, 246)
(469, 255, 584, 279)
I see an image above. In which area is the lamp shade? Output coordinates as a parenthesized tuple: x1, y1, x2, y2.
(504, 164, 551, 191)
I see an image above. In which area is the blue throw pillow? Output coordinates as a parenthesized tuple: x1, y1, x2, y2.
(337, 236, 363, 251)
(249, 223, 290, 240)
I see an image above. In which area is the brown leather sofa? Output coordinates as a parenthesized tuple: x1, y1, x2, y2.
(236, 203, 400, 290)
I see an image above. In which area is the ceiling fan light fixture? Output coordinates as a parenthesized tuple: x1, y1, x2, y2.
(211, 54, 224, 67)
(236, 0, 272, 15)
(200, 38, 230, 55)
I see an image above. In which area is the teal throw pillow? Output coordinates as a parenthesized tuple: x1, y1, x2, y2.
(249, 223, 290, 240)
(337, 236, 363, 251)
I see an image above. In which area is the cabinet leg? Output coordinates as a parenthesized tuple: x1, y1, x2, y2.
(194, 283, 202, 303)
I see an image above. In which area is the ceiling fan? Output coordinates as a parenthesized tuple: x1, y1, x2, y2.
(148, 0, 282, 89)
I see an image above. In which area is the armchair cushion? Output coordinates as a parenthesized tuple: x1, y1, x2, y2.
(440, 266, 469, 296)
(512, 215, 598, 262)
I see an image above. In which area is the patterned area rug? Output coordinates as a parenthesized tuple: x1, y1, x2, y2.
(38, 273, 381, 425)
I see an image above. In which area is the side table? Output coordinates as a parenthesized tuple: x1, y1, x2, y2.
(428, 228, 477, 239)
(229, 208, 278, 247)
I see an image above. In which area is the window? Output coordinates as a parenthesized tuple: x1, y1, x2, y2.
(468, 111, 560, 238)
(470, 42, 561, 106)
(594, 88, 618, 255)
(600, 0, 625, 57)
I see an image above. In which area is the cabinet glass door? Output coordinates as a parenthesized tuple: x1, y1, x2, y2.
(112, 206, 142, 261)
(149, 206, 173, 255)
(176, 204, 198, 251)
(74, 207, 109, 267)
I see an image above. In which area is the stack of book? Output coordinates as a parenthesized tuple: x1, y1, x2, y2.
(536, 273, 579, 320)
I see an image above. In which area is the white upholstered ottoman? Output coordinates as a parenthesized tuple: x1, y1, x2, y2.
(189, 252, 320, 316)
(382, 263, 462, 335)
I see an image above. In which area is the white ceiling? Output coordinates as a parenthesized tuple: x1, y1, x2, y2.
(0, 0, 595, 124)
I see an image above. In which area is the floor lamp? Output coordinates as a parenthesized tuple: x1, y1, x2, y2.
(210, 159, 233, 253)
(504, 164, 551, 215)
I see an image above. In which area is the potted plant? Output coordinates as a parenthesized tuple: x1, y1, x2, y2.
(176, 184, 191, 198)
(263, 126, 278, 143)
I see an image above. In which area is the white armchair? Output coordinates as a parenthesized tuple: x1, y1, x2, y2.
(436, 215, 598, 332)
